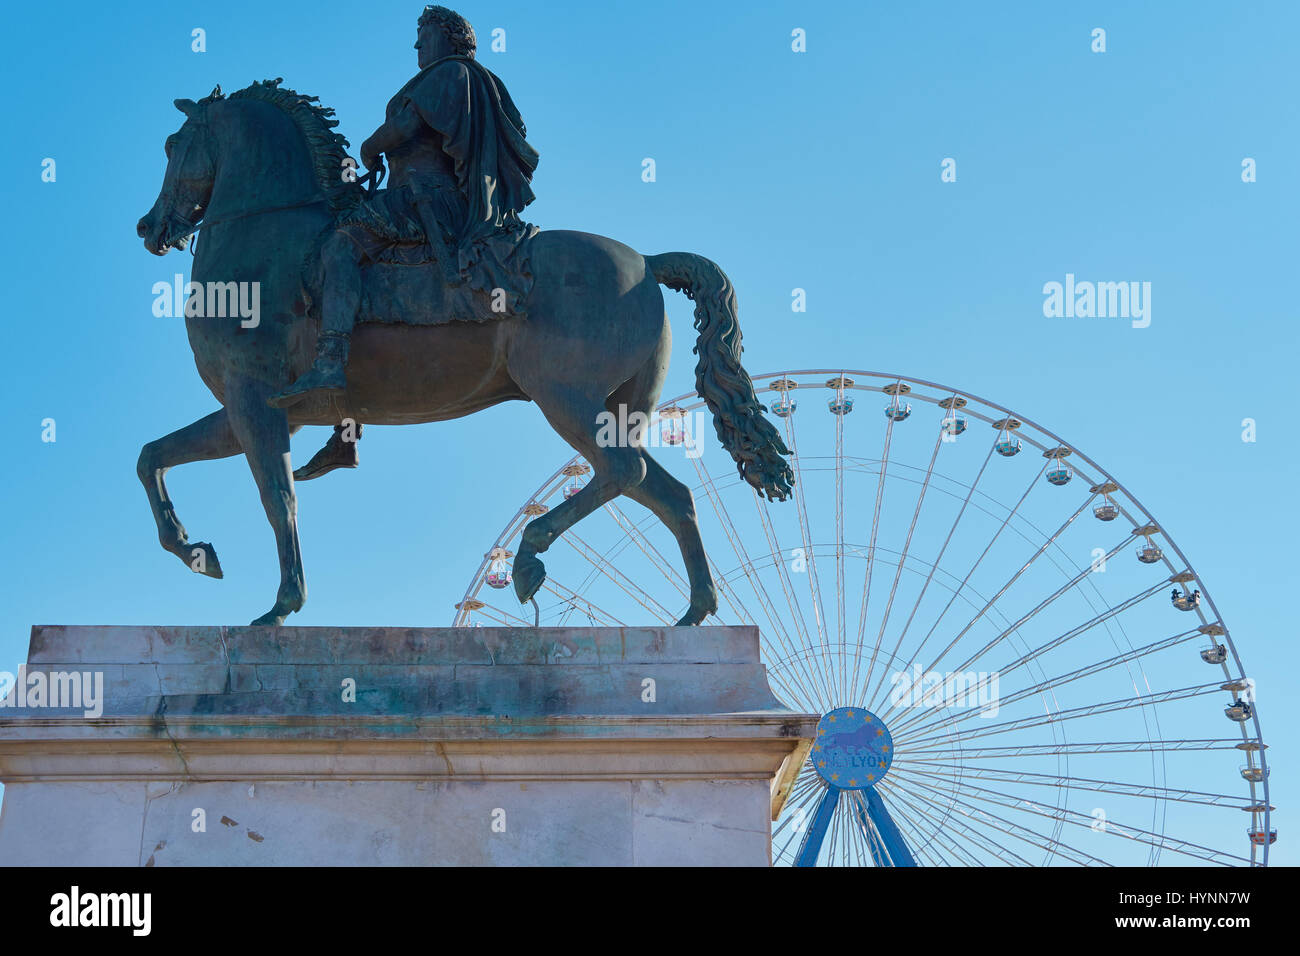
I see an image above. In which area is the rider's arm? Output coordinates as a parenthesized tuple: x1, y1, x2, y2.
(361, 62, 470, 169)
(404, 60, 471, 140)
(360, 103, 423, 168)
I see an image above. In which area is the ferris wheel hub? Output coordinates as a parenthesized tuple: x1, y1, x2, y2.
(811, 706, 895, 790)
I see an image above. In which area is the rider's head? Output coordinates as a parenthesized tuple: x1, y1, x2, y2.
(416, 6, 475, 68)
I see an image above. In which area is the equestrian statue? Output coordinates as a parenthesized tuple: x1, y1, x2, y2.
(135, 5, 793, 626)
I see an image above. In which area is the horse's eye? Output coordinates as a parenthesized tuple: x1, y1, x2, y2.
(165, 135, 178, 159)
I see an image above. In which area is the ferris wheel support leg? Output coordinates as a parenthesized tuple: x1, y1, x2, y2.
(795, 785, 840, 867)
(864, 786, 917, 867)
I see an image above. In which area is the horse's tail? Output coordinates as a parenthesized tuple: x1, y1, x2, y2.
(646, 252, 794, 501)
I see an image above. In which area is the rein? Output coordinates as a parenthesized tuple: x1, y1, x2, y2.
(164, 97, 383, 255)
(173, 195, 331, 255)
(174, 164, 380, 255)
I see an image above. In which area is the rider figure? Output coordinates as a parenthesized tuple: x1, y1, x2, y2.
(270, 4, 538, 410)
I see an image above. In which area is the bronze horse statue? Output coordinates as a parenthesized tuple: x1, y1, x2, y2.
(135, 80, 792, 626)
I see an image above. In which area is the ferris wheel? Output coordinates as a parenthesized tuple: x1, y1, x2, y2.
(452, 368, 1274, 866)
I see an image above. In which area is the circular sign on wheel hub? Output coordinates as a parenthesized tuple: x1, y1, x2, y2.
(811, 707, 894, 789)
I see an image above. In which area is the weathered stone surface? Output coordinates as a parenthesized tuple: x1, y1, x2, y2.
(0, 625, 815, 866)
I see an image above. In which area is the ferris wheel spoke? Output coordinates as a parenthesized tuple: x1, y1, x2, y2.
(763, 664, 811, 716)
(877, 545, 1162, 719)
(846, 790, 906, 866)
(833, 788, 879, 868)
(891, 769, 1119, 866)
(851, 413, 897, 701)
(874, 784, 994, 866)
(888, 525, 1135, 727)
(898, 770, 1252, 866)
(857, 782, 917, 866)
(888, 768, 1113, 865)
(898, 625, 1203, 743)
(710, 579, 837, 713)
(879, 782, 1019, 865)
(900, 737, 1245, 761)
(602, 502, 690, 600)
(750, 489, 826, 700)
(931, 532, 1140, 680)
(704, 550, 770, 635)
(856, 428, 944, 706)
(846, 795, 885, 866)
(536, 578, 627, 626)
(727, 608, 834, 713)
(990, 585, 1185, 683)
(693, 462, 834, 710)
(781, 408, 834, 678)
(464, 600, 535, 627)
(784, 765, 823, 803)
(898, 681, 1225, 749)
(688, 460, 833, 708)
(898, 762, 1254, 809)
(834, 380, 847, 674)
(828, 792, 848, 866)
(854, 813, 883, 867)
(560, 532, 676, 622)
(607, 491, 759, 630)
(860, 794, 933, 865)
(861, 440, 998, 712)
(877, 459, 1053, 721)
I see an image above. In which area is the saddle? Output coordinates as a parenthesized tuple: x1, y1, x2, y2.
(299, 224, 524, 329)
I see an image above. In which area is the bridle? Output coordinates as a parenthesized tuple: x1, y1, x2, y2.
(163, 138, 385, 256)
(159, 102, 388, 256)
(172, 195, 333, 256)
(156, 117, 217, 254)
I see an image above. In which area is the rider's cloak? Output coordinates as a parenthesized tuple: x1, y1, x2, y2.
(396, 55, 540, 313)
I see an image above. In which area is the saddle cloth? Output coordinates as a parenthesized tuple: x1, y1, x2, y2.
(314, 184, 536, 327)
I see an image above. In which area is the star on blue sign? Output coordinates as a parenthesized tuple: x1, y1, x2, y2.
(811, 707, 894, 790)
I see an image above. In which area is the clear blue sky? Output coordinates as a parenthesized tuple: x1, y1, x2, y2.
(1, 1, 1294, 863)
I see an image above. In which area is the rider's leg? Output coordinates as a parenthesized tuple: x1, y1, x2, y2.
(268, 231, 365, 408)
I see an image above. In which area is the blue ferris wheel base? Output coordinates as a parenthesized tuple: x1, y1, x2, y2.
(795, 708, 916, 866)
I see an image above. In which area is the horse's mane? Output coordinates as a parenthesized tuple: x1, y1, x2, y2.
(225, 77, 364, 215)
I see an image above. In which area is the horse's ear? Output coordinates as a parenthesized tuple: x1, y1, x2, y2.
(174, 98, 199, 117)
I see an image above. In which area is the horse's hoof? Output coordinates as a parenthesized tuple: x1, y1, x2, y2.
(674, 590, 718, 626)
(249, 610, 286, 626)
(513, 555, 546, 605)
(186, 542, 223, 579)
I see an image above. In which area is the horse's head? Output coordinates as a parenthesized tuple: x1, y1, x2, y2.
(136, 87, 223, 255)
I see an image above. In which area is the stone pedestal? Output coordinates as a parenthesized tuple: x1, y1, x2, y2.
(0, 625, 814, 866)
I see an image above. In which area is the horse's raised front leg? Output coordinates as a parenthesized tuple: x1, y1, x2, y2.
(224, 377, 306, 626)
(137, 408, 243, 579)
